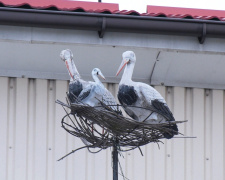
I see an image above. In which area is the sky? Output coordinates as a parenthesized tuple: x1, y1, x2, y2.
(75, 0, 225, 13)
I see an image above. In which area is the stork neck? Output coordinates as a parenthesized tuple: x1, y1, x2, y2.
(120, 62, 135, 84)
(71, 60, 81, 80)
(92, 75, 102, 85)
(66, 59, 81, 81)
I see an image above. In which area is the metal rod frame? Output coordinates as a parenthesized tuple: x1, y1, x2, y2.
(112, 139, 119, 180)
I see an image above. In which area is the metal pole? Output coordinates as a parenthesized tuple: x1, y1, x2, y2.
(112, 140, 118, 180)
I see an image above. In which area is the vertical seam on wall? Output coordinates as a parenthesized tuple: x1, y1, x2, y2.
(33, 79, 36, 180)
(6, 77, 10, 180)
(26, 79, 29, 180)
(210, 90, 213, 180)
(223, 90, 225, 180)
(13, 78, 16, 180)
(46, 80, 50, 180)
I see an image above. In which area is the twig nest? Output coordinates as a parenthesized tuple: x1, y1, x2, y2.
(56, 98, 185, 151)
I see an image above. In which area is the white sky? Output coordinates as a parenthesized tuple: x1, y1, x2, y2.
(75, 0, 225, 13)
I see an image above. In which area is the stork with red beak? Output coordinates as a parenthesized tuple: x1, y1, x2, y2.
(60, 49, 120, 112)
(116, 51, 178, 139)
(60, 50, 121, 138)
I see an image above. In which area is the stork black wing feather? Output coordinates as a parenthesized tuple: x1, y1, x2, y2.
(68, 81, 83, 103)
(151, 99, 178, 138)
(151, 99, 175, 121)
(69, 81, 83, 97)
(118, 85, 137, 106)
(78, 87, 92, 101)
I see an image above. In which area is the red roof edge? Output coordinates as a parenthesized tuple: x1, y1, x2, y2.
(0, 0, 119, 12)
(147, 5, 225, 18)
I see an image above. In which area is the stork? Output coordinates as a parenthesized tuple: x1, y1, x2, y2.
(60, 49, 96, 145)
(116, 51, 178, 139)
(77, 68, 121, 135)
(78, 67, 121, 114)
(60, 49, 93, 102)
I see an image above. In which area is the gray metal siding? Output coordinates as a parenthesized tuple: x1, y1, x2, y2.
(1, 25, 225, 89)
(0, 77, 224, 180)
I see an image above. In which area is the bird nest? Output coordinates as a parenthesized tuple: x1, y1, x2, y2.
(56, 96, 186, 160)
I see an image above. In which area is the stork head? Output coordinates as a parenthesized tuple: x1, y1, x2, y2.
(92, 68, 105, 80)
(116, 51, 136, 76)
(60, 49, 73, 61)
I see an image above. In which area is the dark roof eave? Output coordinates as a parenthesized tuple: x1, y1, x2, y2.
(1, 7, 225, 43)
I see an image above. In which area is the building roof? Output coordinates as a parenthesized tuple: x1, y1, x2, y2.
(1, 0, 225, 21)
(147, 6, 225, 21)
(1, 1, 225, 89)
(0, 0, 119, 12)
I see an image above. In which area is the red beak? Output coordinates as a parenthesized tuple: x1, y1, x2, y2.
(116, 59, 129, 76)
(65, 60, 74, 80)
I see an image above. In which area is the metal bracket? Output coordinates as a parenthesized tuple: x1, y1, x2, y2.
(198, 23, 207, 44)
(98, 17, 106, 38)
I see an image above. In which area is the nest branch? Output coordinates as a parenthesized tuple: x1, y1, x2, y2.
(56, 95, 187, 160)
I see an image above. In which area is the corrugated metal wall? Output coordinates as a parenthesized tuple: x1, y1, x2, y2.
(0, 77, 224, 180)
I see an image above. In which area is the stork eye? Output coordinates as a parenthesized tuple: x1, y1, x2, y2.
(97, 72, 99, 75)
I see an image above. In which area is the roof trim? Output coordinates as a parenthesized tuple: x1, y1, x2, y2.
(0, 6, 225, 43)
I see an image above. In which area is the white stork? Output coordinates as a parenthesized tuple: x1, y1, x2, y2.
(60, 49, 96, 145)
(60, 49, 120, 114)
(77, 68, 121, 135)
(116, 51, 178, 139)
(60, 49, 93, 102)
(78, 68, 121, 113)
(60, 50, 120, 142)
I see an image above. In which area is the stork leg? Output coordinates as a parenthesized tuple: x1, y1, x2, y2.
(102, 127, 105, 134)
